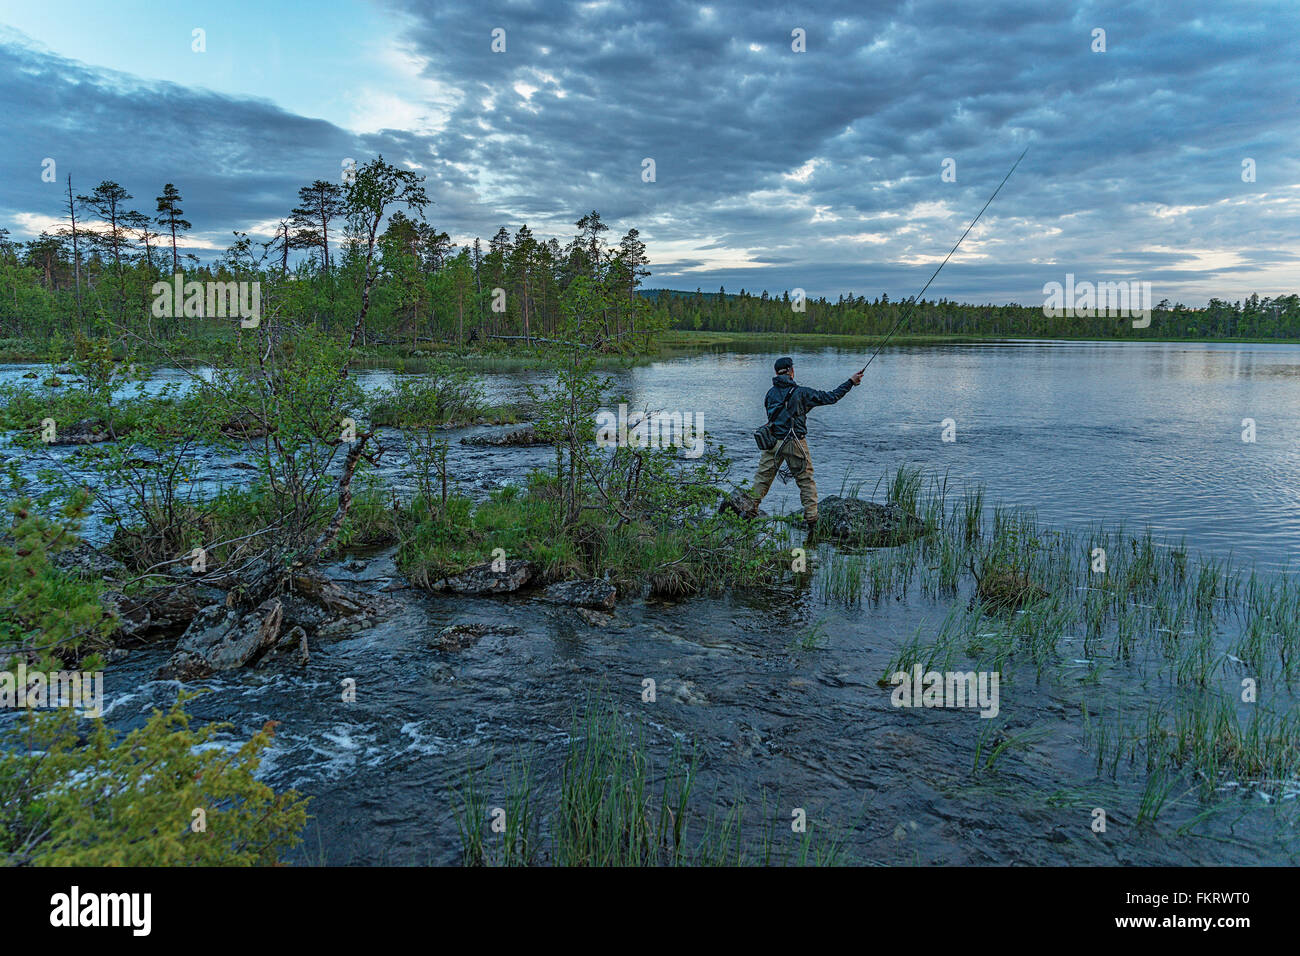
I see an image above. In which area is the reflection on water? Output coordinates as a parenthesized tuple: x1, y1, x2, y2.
(6, 339, 1298, 569)
(620, 340, 1300, 571)
(4, 339, 1300, 866)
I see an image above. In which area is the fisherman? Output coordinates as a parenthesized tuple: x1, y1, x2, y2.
(744, 357, 863, 534)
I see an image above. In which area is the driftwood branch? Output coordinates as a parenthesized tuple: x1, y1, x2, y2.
(488, 334, 575, 347)
(306, 431, 376, 565)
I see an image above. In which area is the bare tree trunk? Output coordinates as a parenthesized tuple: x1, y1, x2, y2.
(65, 175, 82, 318)
(306, 433, 371, 565)
(522, 276, 531, 344)
(347, 226, 381, 352)
(321, 211, 330, 273)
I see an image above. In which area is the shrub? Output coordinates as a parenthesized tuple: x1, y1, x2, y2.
(0, 696, 308, 866)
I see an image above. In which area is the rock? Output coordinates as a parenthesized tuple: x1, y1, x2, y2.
(975, 569, 1049, 613)
(430, 623, 522, 650)
(275, 594, 331, 631)
(540, 579, 617, 612)
(288, 572, 370, 618)
(434, 559, 535, 595)
(52, 541, 127, 581)
(718, 492, 765, 519)
(102, 592, 151, 639)
(21, 371, 37, 379)
(574, 607, 615, 627)
(48, 419, 115, 445)
(197, 569, 395, 640)
(282, 573, 397, 638)
(816, 496, 926, 547)
(429, 661, 455, 682)
(101, 584, 211, 644)
(663, 679, 708, 705)
(219, 415, 271, 439)
(459, 425, 544, 447)
(317, 601, 400, 640)
(155, 599, 284, 680)
(258, 625, 310, 668)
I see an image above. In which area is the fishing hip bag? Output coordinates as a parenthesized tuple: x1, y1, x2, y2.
(754, 388, 796, 451)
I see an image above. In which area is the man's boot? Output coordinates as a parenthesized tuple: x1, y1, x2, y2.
(721, 493, 759, 519)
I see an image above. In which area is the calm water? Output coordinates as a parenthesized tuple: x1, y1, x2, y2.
(626, 340, 1300, 571)
(8, 339, 1297, 567)
(4, 340, 1299, 866)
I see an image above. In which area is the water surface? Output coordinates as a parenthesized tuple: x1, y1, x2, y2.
(5, 339, 1299, 865)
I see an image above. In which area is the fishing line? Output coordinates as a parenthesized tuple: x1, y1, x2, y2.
(860, 146, 1029, 373)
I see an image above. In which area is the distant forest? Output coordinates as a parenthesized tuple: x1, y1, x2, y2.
(1, 159, 1297, 349)
(650, 287, 1300, 340)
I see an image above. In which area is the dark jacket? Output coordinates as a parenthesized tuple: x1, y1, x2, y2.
(764, 374, 854, 440)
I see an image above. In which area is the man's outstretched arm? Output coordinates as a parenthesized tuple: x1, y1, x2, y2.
(799, 369, 862, 408)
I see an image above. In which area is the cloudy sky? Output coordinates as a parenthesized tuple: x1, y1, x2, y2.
(1, 0, 1297, 304)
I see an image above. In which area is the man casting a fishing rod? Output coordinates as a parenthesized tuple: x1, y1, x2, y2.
(740, 147, 1029, 538)
(744, 358, 863, 534)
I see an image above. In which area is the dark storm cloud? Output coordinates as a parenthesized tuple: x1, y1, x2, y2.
(3, 0, 1298, 302)
(0, 41, 347, 246)
(0, 39, 489, 253)
(373, 0, 1298, 301)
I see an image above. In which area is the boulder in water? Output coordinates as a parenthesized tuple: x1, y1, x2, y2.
(460, 425, 544, 447)
(816, 496, 925, 547)
(434, 559, 535, 595)
(430, 623, 522, 650)
(219, 415, 272, 439)
(101, 584, 212, 645)
(540, 579, 617, 612)
(47, 419, 115, 445)
(257, 625, 311, 668)
(290, 573, 397, 638)
(155, 598, 284, 680)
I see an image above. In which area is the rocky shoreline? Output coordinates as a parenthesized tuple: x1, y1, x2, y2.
(49, 490, 927, 684)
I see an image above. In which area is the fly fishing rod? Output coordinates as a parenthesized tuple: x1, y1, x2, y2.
(859, 146, 1029, 373)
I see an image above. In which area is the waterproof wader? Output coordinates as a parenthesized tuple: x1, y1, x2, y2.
(749, 436, 818, 521)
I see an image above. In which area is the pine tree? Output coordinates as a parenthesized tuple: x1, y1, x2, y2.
(154, 183, 192, 275)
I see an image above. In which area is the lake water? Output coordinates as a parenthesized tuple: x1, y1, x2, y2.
(4, 339, 1299, 866)
(8, 339, 1297, 567)
(623, 340, 1300, 571)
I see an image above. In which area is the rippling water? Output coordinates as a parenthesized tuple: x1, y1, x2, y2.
(623, 340, 1300, 571)
(8, 339, 1297, 566)
(5, 340, 1299, 865)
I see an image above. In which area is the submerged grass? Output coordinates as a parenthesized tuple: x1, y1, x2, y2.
(453, 696, 853, 866)
(811, 468, 1300, 813)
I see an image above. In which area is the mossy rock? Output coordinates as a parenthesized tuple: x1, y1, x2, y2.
(975, 569, 1048, 612)
(459, 425, 543, 446)
(817, 496, 926, 547)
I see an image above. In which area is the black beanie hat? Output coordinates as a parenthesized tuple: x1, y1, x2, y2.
(774, 356, 793, 373)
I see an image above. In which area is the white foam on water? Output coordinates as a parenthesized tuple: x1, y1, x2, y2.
(398, 720, 453, 756)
